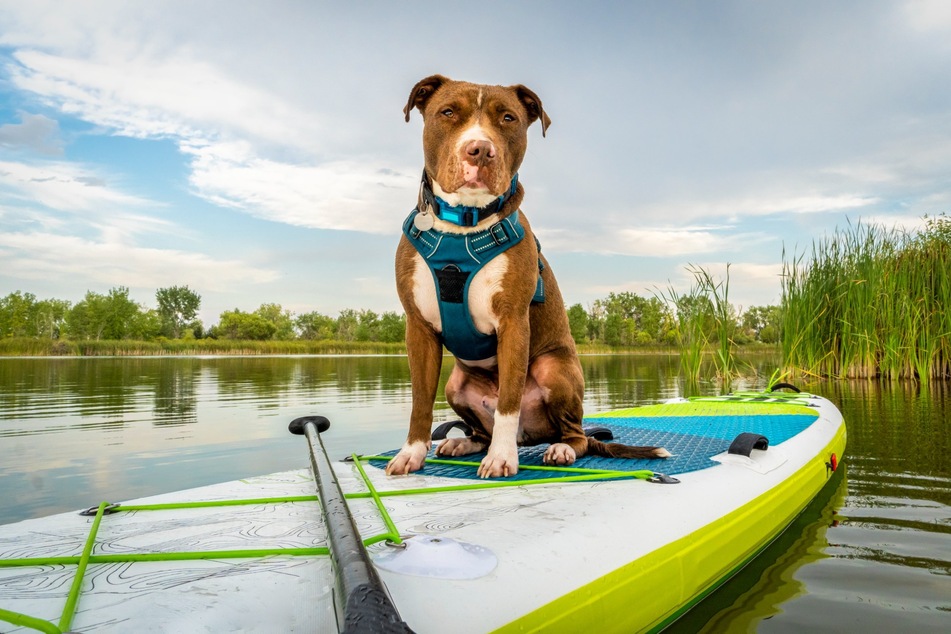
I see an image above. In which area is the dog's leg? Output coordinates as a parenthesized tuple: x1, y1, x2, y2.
(386, 316, 443, 475)
(478, 320, 530, 478)
(513, 350, 586, 465)
(528, 351, 588, 466)
(438, 364, 494, 457)
(531, 352, 670, 462)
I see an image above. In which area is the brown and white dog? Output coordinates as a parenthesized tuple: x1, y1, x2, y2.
(387, 75, 669, 478)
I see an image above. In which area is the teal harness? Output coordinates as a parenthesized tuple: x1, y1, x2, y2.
(403, 178, 545, 361)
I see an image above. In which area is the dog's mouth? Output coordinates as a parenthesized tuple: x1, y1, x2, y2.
(462, 163, 488, 189)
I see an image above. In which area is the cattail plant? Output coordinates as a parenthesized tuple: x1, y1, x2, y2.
(781, 214, 950, 381)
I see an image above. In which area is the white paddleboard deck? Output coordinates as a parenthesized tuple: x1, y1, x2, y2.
(0, 391, 846, 633)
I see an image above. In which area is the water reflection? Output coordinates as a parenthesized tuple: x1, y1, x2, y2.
(0, 354, 948, 630)
(673, 378, 951, 631)
(669, 468, 847, 633)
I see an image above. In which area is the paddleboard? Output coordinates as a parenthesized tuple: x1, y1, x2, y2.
(0, 388, 846, 633)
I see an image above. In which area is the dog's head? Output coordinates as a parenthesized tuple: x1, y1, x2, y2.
(404, 75, 550, 207)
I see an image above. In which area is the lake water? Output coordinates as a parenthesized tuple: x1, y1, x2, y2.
(1, 354, 948, 631)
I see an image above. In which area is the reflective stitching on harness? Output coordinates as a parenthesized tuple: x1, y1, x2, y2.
(464, 239, 481, 264)
(403, 208, 541, 361)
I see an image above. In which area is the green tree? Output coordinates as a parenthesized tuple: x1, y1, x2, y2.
(101, 287, 142, 340)
(377, 311, 406, 343)
(639, 297, 670, 342)
(156, 286, 201, 339)
(603, 312, 623, 346)
(296, 311, 336, 340)
(355, 310, 380, 342)
(130, 308, 164, 340)
(0, 291, 37, 338)
(65, 287, 142, 340)
(566, 303, 589, 344)
(743, 304, 782, 343)
(254, 303, 295, 339)
(587, 301, 605, 343)
(32, 298, 71, 339)
(65, 292, 103, 340)
(335, 309, 359, 341)
(216, 309, 277, 340)
(740, 305, 778, 342)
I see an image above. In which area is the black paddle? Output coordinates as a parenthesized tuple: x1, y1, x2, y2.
(289, 416, 414, 634)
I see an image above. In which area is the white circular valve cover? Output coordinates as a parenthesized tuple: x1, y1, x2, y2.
(373, 535, 497, 579)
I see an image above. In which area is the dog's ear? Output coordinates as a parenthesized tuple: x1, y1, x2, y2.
(513, 85, 551, 137)
(404, 75, 449, 122)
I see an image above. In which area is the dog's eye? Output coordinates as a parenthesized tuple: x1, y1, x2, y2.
(441, 108, 454, 118)
(502, 113, 516, 123)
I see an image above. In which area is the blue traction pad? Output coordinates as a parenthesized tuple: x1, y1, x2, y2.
(370, 412, 819, 481)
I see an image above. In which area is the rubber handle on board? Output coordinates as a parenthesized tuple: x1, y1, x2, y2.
(728, 432, 769, 457)
(431, 420, 473, 441)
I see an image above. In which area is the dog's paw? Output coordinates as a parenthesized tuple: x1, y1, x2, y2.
(435, 437, 485, 457)
(385, 441, 429, 475)
(477, 444, 519, 478)
(543, 443, 577, 466)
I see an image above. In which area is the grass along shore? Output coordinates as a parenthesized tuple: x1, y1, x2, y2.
(0, 337, 407, 356)
(0, 336, 779, 358)
(781, 215, 951, 381)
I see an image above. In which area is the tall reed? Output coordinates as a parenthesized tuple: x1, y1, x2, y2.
(690, 263, 737, 383)
(781, 214, 950, 381)
(657, 264, 739, 390)
(658, 282, 708, 385)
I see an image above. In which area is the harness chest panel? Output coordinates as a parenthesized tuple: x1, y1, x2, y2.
(403, 210, 543, 361)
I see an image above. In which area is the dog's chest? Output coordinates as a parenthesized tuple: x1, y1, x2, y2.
(412, 251, 508, 337)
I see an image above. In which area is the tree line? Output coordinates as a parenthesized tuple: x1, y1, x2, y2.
(0, 286, 781, 347)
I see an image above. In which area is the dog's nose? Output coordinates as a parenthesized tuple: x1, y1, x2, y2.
(464, 140, 496, 165)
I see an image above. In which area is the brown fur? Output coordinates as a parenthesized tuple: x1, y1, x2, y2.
(387, 75, 668, 477)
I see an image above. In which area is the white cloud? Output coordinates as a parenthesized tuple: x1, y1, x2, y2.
(0, 159, 151, 212)
(9, 49, 322, 149)
(537, 223, 770, 257)
(648, 192, 879, 223)
(185, 144, 417, 232)
(583, 260, 785, 310)
(0, 231, 278, 291)
(5, 47, 421, 234)
(902, 0, 951, 33)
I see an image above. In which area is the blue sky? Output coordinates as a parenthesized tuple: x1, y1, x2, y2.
(1, 1, 950, 326)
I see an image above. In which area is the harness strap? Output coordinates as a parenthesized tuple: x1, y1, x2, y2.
(403, 209, 546, 361)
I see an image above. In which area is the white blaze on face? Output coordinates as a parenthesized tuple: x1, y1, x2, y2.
(437, 117, 498, 207)
(455, 122, 491, 154)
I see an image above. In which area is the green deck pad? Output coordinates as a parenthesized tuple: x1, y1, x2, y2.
(591, 398, 819, 419)
(374, 404, 819, 481)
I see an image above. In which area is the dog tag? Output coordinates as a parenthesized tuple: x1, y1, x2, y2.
(414, 210, 434, 231)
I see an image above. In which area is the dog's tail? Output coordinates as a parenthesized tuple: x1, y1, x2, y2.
(586, 438, 671, 459)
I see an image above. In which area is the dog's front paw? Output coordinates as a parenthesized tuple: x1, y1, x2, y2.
(543, 443, 577, 466)
(385, 441, 430, 475)
(478, 444, 519, 478)
(436, 437, 485, 457)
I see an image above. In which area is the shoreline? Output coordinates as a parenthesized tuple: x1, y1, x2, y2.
(0, 338, 780, 358)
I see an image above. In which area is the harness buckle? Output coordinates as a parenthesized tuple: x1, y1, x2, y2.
(489, 222, 509, 246)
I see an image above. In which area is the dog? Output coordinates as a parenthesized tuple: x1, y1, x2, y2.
(387, 75, 669, 478)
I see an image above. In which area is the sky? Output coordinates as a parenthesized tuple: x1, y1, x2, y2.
(1, 0, 950, 326)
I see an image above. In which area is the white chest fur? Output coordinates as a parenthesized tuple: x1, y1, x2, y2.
(411, 251, 508, 346)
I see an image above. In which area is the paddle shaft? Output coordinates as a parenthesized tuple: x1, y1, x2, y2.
(291, 417, 413, 634)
